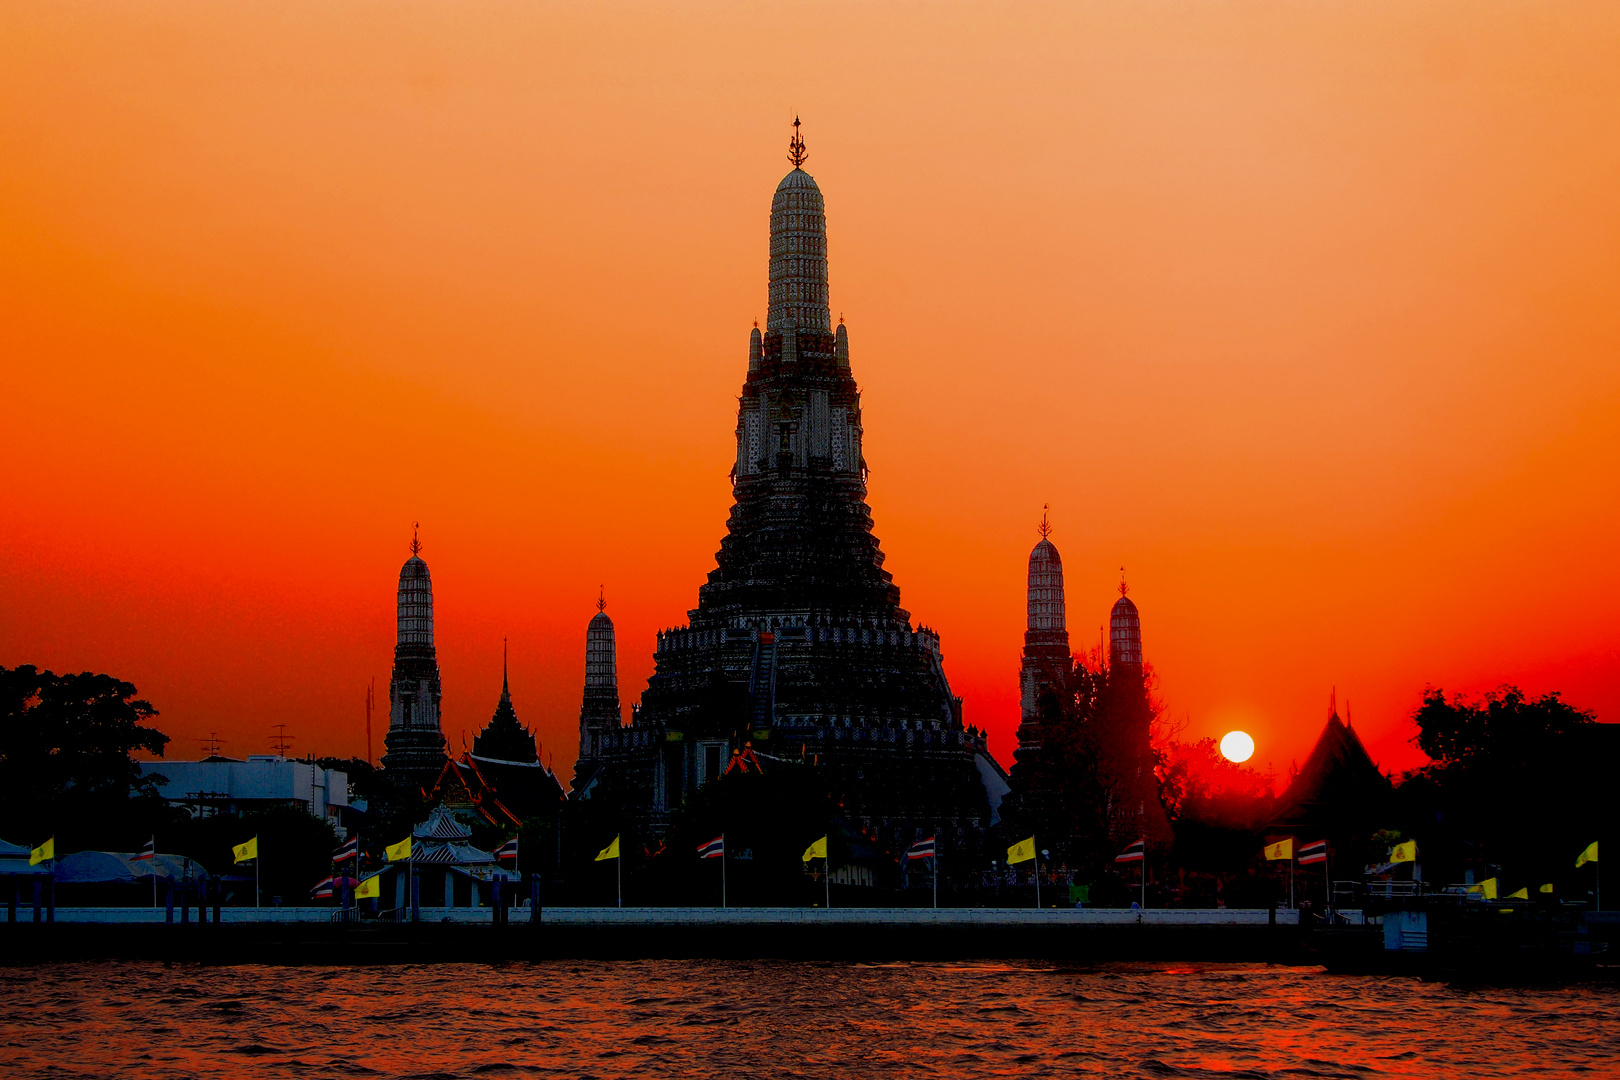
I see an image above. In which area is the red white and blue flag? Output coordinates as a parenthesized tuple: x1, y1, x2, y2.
(134, 837, 156, 862)
(1298, 840, 1329, 865)
(906, 837, 936, 861)
(311, 875, 360, 899)
(333, 836, 360, 863)
(1115, 838, 1146, 863)
(496, 838, 519, 862)
(697, 836, 725, 859)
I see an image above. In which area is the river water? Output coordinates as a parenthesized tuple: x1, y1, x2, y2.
(3, 961, 1617, 1078)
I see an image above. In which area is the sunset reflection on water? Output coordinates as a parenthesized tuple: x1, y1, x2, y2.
(4, 960, 1617, 1078)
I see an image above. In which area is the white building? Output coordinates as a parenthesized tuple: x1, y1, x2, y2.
(138, 756, 351, 831)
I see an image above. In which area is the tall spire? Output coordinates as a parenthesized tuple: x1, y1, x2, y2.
(788, 115, 807, 169)
(766, 124, 829, 335)
(501, 636, 510, 701)
(382, 528, 446, 788)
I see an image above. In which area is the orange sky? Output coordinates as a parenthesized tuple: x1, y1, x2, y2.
(3, 1, 1618, 781)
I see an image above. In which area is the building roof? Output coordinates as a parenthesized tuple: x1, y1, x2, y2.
(1271, 712, 1391, 832)
(414, 805, 474, 841)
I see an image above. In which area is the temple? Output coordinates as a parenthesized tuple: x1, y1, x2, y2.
(571, 591, 621, 795)
(381, 528, 447, 793)
(1015, 508, 1073, 769)
(577, 123, 1005, 856)
(1100, 574, 1170, 845)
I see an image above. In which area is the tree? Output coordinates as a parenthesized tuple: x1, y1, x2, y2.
(1398, 685, 1604, 886)
(0, 665, 170, 845)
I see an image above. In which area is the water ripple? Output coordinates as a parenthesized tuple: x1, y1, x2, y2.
(1, 962, 1617, 1078)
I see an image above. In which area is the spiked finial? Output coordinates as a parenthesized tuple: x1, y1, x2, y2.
(1119, 567, 1128, 597)
(788, 116, 807, 169)
(1037, 504, 1052, 539)
(502, 636, 510, 699)
(597, 585, 606, 613)
(410, 522, 422, 557)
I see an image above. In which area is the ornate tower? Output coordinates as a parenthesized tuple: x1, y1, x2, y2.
(1101, 571, 1166, 844)
(472, 639, 539, 763)
(1109, 574, 1143, 672)
(572, 589, 621, 789)
(1017, 508, 1073, 761)
(588, 123, 999, 855)
(382, 528, 447, 790)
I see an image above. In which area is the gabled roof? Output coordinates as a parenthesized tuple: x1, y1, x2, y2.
(414, 805, 474, 841)
(1271, 713, 1390, 831)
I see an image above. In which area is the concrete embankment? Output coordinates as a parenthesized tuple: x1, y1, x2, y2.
(4, 907, 1307, 964)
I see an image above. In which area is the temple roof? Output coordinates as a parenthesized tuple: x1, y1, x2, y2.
(472, 644, 539, 763)
(1271, 712, 1391, 831)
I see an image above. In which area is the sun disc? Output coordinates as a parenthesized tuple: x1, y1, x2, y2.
(1220, 730, 1255, 763)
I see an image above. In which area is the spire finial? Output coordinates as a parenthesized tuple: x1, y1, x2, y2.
(1119, 566, 1128, 597)
(410, 522, 422, 557)
(502, 636, 510, 695)
(1037, 504, 1052, 539)
(788, 116, 807, 169)
(597, 584, 606, 613)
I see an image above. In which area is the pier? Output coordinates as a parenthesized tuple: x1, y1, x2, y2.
(5, 906, 1306, 964)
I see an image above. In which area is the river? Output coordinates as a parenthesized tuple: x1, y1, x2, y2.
(3, 960, 1616, 1078)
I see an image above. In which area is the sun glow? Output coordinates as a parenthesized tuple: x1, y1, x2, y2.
(1220, 730, 1255, 763)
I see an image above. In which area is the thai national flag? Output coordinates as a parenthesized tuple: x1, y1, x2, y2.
(310, 876, 336, 899)
(906, 837, 936, 861)
(1115, 838, 1146, 863)
(133, 837, 156, 862)
(496, 838, 519, 862)
(697, 836, 725, 859)
(1298, 840, 1329, 865)
(333, 836, 360, 863)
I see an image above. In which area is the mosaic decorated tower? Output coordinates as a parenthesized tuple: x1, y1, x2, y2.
(1016, 507, 1073, 765)
(571, 590, 622, 792)
(382, 528, 448, 791)
(586, 124, 1004, 850)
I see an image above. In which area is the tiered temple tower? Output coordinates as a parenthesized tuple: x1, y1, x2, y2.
(585, 123, 1000, 852)
(1015, 508, 1073, 766)
(1102, 574, 1168, 844)
(572, 590, 622, 791)
(382, 529, 448, 791)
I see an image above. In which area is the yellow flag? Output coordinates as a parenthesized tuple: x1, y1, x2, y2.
(1506, 887, 1528, 900)
(1006, 837, 1036, 865)
(1390, 841, 1417, 864)
(385, 836, 412, 862)
(353, 875, 380, 900)
(28, 837, 54, 865)
(595, 835, 620, 862)
(1576, 841, 1599, 868)
(1467, 876, 1498, 900)
(802, 836, 828, 863)
(232, 836, 258, 864)
(1264, 839, 1293, 862)
(1540, 883, 1555, 894)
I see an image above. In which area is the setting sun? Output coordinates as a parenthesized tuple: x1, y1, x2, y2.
(1220, 731, 1255, 764)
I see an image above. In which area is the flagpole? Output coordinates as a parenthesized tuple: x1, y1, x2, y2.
(933, 833, 938, 910)
(617, 848, 622, 909)
(255, 837, 261, 909)
(1033, 836, 1040, 909)
(825, 852, 831, 910)
(153, 837, 158, 909)
(721, 834, 727, 910)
